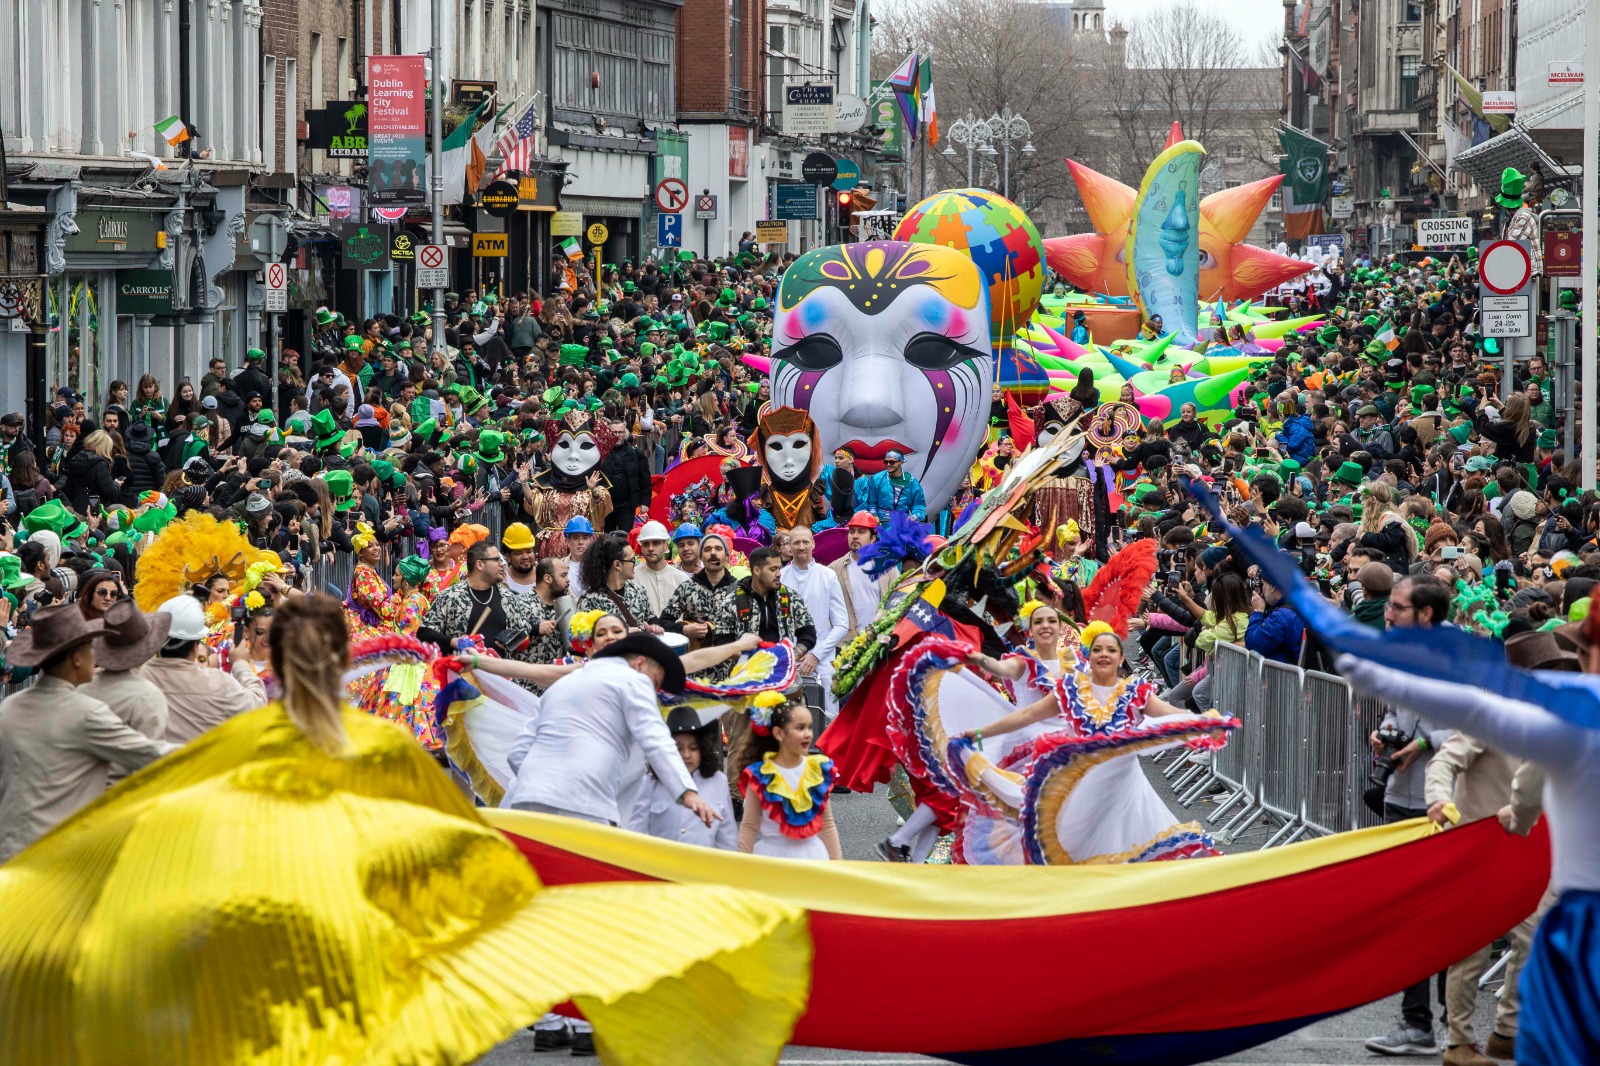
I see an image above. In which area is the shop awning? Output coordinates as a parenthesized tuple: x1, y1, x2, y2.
(1453, 125, 1576, 194)
(559, 195, 645, 220)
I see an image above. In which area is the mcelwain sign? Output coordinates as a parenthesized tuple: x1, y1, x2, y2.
(306, 101, 369, 158)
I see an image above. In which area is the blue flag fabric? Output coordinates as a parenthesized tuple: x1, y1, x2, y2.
(1181, 476, 1600, 731)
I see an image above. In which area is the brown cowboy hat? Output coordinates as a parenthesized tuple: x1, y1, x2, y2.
(1504, 629, 1579, 672)
(7, 603, 104, 667)
(94, 599, 173, 672)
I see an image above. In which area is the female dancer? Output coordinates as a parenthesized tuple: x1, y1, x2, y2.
(735, 693, 841, 860)
(0, 594, 809, 1064)
(880, 604, 1076, 863)
(949, 622, 1230, 864)
(349, 554, 445, 749)
(343, 522, 393, 643)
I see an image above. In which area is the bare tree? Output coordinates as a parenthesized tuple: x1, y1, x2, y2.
(1091, 2, 1282, 184)
(873, 0, 1105, 232)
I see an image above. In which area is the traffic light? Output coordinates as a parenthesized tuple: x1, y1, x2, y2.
(835, 191, 853, 209)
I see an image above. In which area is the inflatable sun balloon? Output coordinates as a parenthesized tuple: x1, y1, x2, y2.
(1047, 161, 1313, 304)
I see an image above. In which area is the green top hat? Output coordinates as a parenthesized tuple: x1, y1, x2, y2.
(414, 418, 442, 444)
(677, 250, 695, 262)
(484, 292, 499, 305)
(477, 429, 507, 464)
(324, 469, 358, 510)
(410, 311, 430, 325)
(1538, 429, 1558, 449)
(717, 287, 738, 307)
(343, 335, 365, 351)
(542, 386, 565, 407)
(245, 347, 265, 362)
(704, 321, 731, 341)
(254, 409, 278, 427)
(1331, 461, 1366, 487)
(457, 386, 488, 414)
(20, 499, 74, 538)
(619, 372, 640, 389)
(559, 343, 590, 367)
(1495, 167, 1527, 210)
(309, 409, 343, 448)
(316, 308, 336, 326)
(749, 296, 768, 311)
(0, 555, 28, 592)
(1560, 289, 1578, 310)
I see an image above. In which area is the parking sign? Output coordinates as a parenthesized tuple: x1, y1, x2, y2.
(657, 213, 682, 248)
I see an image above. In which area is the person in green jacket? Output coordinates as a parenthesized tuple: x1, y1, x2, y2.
(1352, 562, 1391, 630)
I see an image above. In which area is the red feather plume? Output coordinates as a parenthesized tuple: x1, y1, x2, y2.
(1005, 391, 1036, 451)
(1082, 539, 1158, 638)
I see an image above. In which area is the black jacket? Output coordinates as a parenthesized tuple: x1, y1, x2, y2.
(600, 443, 653, 530)
(232, 366, 274, 406)
(121, 435, 166, 504)
(60, 450, 122, 514)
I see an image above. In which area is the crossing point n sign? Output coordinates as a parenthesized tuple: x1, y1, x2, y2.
(1477, 239, 1533, 338)
(1414, 217, 1472, 249)
(264, 263, 288, 312)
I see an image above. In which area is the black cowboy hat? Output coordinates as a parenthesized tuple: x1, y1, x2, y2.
(593, 632, 687, 694)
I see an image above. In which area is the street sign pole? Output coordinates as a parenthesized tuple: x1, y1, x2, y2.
(1585, 0, 1600, 488)
(428, 0, 446, 357)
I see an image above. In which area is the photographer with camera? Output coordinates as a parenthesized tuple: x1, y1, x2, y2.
(1363, 573, 1456, 1057)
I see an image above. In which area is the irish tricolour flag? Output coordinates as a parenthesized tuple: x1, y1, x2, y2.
(1374, 322, 1398, 351)
(154, 115, 190, 146)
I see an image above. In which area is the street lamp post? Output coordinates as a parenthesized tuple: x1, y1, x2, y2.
(942, 111, 994, 186)
(987, 107, 1035, 201)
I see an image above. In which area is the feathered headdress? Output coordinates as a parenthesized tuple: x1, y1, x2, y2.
(856, 511, 935, 578)
(569, 610, 607, 655)
(1080, 539, 1158, 638)
(133, 512, 265, 613)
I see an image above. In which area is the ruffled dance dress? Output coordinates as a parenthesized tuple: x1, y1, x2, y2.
(0, 703, 810, 1065)
(888, 637, 1235, 865)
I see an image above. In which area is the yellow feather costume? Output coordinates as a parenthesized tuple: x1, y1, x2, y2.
(0, 704, 811, 1065)
(133, 512, 267, 613)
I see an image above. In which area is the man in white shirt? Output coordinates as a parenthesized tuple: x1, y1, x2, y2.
(632, 520, 689, 617)
(504, 633, 720, 827)
(829, 511, 896, 640)
(781, 525, 849, 718)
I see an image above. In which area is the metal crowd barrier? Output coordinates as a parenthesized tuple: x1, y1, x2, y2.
(1176, 641, 1391, 847)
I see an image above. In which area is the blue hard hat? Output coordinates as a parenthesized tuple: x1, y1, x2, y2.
(673, 523, 703, 541)
(563, 516, 595, 535)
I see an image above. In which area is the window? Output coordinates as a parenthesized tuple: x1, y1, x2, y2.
(336, 37, 351, 97)
(1225, 144, 1245, 162)
(730, 0, 745, 110)
(263, 56, 277, 172)
(309, 33, 324, 106)
(1399, 55, 1420, 109)
(1270, 191, 1283, 211)
(552, 14, 672, 120)
(1403, 0, 1422, 22)
(284, 58, 297, 177)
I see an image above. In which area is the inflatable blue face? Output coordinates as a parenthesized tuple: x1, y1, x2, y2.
(771, 241, 993, 512)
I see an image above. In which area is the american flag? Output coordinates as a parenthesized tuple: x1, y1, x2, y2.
(492, 104, 537, 180)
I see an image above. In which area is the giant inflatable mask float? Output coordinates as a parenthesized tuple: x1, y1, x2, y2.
(772, 241, 993, 513)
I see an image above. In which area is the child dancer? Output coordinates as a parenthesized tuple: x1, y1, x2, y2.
(626, 708, 737, 850)
(736, 692, 842, 860)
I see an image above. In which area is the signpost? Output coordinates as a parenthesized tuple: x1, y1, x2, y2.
(389, 231, 415, 262)
(366, 56, 426, 205)
(416, 244, 449, 288)
(695, 192, 718, 257)
(831, 157, 861, 192)
(479, 180, 519, 217)
(782, 82, 837, 135)
(774, 184, 819, 221)
(755, 220, 788, 246)
(1478, 238, 1534, 394)
(657, 212, 682, 248)
(263, 263, 288, 312)
(472, 232, 509, 257)
(801, 152, 837, 185)
(587, 222, 609, 281)
(551, 211, 584, 236)
(654, 178, 689, 214)
(1413, 216, 1473, 249)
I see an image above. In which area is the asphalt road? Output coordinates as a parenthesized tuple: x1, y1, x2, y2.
(478, 764, 1513, 1065)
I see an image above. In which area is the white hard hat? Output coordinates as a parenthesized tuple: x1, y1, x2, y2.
(158, 594, 211, 641)
(636, 520, 671, 543)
